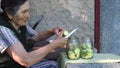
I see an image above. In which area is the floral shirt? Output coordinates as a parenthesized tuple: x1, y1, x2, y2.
(0, 25, 38, 54)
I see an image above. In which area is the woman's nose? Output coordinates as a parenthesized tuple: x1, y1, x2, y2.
(25, 12, 30, 18)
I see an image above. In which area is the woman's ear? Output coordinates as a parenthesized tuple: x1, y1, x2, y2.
(6, 12, 13, 19)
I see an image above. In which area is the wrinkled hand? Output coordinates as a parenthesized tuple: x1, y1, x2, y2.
(51, 31, 68, 48)
(52, 27, 64, 36)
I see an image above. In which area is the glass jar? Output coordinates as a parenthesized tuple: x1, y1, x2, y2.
(67, 35, 80, 60)
(80, 37, 94, 59)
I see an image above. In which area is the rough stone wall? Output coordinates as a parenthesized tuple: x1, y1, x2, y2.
(28, 0, 94, 43)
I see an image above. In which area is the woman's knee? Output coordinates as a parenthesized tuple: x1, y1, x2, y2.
(29, 60, 59, 68)
(46, 61, 59, 68)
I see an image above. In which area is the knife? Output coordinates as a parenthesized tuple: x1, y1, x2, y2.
(65, 28, 77, 38)
(49, 28, 77, 43)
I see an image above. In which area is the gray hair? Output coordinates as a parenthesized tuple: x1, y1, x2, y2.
(1, 0, 27, 16)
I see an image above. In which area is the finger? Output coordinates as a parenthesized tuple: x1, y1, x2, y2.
(63, 45, 67, 48)
(55, 27, 64, 36)
(55, 29, 59, 35)
(58, 27, 63, 31)
(58, 31, 64, 37)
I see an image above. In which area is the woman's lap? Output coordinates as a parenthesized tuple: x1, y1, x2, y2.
(28, 59, 59, 68)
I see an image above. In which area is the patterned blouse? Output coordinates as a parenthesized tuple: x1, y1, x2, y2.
(0, 26, 59, 68)
(0, 25, 38, 54)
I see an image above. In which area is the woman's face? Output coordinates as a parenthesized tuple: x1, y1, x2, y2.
(10, 1, 30, 28)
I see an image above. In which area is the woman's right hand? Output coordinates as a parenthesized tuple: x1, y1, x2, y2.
(55, 37, 68, 48)
(51, 31, 68, 48)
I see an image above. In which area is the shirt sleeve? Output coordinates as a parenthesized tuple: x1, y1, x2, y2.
(26, 25, 38, 36)
(0, 26, 19, 54)
(0, 39, 8, 54)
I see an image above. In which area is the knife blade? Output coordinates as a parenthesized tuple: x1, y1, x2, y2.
(49, 28, 77, 43)
(65, 28, 77, 38)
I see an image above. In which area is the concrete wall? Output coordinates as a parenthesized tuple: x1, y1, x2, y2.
(100, 0, 120, 55)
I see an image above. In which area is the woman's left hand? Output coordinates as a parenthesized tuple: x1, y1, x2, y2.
(52, 27, 64, 36)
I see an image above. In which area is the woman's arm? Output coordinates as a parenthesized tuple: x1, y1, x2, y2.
(0, 26, 67, 67)
(32, 27, 64, 41)
(32, 29, 55, 41)
(7, 37, 67, 67)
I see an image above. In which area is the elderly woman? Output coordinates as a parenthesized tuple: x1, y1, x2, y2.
(0, 0, 67, 68)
